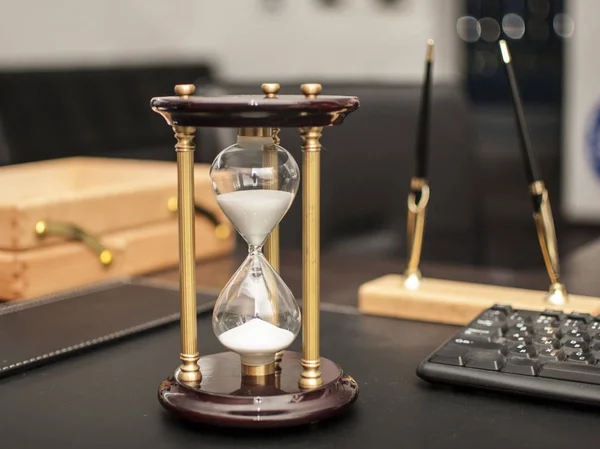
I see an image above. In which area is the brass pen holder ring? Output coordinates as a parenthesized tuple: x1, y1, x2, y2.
(34, 220, 113, 266)
(405, 182, 430, 289)
(407, 183, 430, 213)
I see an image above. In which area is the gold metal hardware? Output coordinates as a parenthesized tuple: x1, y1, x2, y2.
(167, 197, 231, 241)
(299, 83, 324, 389)
(173, 85, 201, 386)
(261, 83, 280, 98)
(499, 39, 511, 64)
(174, 84, 196, 98)
(167, 196, 178, 213)
(404, 178, 430, 290)
(241, 362, 275, 377)
(214, 224, 231, 240)
(301, 83, 322, 99)
(426, 39, 434, 62)
(261, 83, 281, 273)
(260, 83, 283, 364)
(530, 181, 568, 305)
(262, 83, 281, 144)
(238, 127, 273, 138)
(529, 180, 544, 195)
(34, 220, 113, 266)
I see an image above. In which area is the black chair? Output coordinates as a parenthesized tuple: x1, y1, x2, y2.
(0, 64, 215, 165)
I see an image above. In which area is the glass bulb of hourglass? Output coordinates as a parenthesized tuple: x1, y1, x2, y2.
(210, 133, 301, 367)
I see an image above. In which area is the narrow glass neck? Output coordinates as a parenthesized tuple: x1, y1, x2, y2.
(248, 245, 263, 254)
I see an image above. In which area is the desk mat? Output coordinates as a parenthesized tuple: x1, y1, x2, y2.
(0, 279, 217, 378)
(2, 288, 600, 448)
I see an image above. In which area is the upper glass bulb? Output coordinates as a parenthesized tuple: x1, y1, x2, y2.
(209, 133, 301, 367)
(210, 134, 300, 248)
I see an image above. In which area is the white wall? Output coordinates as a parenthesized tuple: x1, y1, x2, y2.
(562, 0, 600, 222)
(0, 0, 462, 82)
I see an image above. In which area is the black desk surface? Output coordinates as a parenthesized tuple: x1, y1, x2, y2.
(1, 300, 598, 449)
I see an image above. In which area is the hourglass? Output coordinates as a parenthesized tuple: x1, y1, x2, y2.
(210, 127, 301, 374)
(151, 83, 360, 427)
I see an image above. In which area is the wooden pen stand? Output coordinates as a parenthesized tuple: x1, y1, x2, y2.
(358, 274, 600, 326)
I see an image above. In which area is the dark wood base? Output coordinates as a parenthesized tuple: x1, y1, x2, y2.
(158, 351, 358, 428)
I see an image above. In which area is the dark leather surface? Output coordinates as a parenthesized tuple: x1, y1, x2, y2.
(1, 303, 599, 448)
(0, 280, 216, 378)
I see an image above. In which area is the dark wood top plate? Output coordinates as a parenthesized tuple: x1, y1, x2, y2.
(150, 94, 360, 128)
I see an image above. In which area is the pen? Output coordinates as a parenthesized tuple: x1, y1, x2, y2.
(404, 39, 434, 289)
(498, 39, 568, 305)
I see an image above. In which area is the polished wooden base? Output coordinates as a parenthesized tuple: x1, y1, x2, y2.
(358, 274, 600, 325)
(158, 351, 358, 428)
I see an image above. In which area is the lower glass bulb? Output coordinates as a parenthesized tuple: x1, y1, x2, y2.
(213, 251, 301, 366)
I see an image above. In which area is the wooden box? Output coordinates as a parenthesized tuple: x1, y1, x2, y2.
(0, 157, 235, 300)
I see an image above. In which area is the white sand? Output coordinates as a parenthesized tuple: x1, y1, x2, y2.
(217, 190, 293, 246)
(217, 318, 295, 366)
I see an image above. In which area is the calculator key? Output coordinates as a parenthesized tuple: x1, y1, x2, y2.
(509, 345, 537, 358)
(459, 327, 502, 341)
(501, 357, 541, 376)
(562, 329, 590, 342)
(588, 321, 600, 331)
(540, 362, 600, 385)
(479, 310, 508, 323)
(533, 335, 559, 347)
(431, 344, 469, 366)
(505, 329, 533, 345)
(541, 309, 565, 320)
(567, 351, 597, 365)
(507, 312, 532, 325)
(536, 326, 562, 339)
(560, 339, 590, 354)
(567, 312, 593, 324)
(452, 338, 507, 354)
(590, 340, 600, 351)
(561, 319, 588, 332)
(472, 318, 508, 333)
(514, 321, 533, 333)
(537, 347, 566, 361)
(465, 352, 505, 371)
(587, 322, 600, 338)
(534, 316, 559, 329)
(430, 355, 467, 366)
(491, 304, 513, 316)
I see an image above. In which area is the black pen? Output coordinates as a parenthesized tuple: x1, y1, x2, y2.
(498, 39, 567, 305)
(404, 39, 434, 289)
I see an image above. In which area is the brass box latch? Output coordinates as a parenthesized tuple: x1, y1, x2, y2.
(34, 220, 113, 266)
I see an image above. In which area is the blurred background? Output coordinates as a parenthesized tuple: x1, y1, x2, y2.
(0, 0, 597, 272)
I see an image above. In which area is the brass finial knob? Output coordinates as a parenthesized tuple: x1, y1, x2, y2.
(301, 83, 322, 98)
(174, 84, 196, 98)
(261, 83, 280, 98)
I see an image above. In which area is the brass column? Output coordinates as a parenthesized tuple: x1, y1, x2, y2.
(261, 83, 284, 366)
(299, 83, 324, 389)
(173, 84, 201, 385)
(262, 83, 281, 273)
